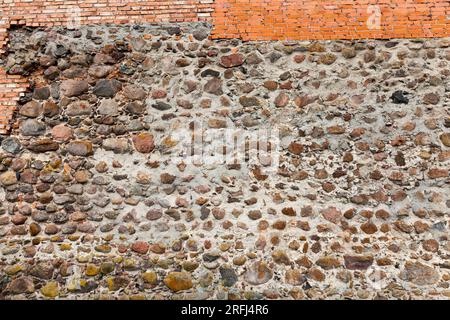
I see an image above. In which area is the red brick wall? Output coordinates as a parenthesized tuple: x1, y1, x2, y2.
(211, 0, 450, 40)
(0, 0, 213, 26)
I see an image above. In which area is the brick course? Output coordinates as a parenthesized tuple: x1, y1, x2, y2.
(211, 0, 450, 41)
(0, 68, 28, 134)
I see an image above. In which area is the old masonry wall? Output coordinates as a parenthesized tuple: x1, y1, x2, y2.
(0, 25, 449, 299)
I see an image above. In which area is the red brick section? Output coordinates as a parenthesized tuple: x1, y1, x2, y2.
(0, 69, 28, 134)
(211, 0, 450, 40)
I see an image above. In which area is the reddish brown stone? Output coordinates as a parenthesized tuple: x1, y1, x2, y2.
(274, 92, 289, 107)
(327, 125, 345, 134)
(263, 80, 278, 91)
(281, 207, 296, 216)
(220, 53, 245, 68)
(361, 221, 378, 234)
(132, 133, 155, 153)
(321, 207, 342, 224)
(427, 168, 448, 179)
(131, 241, 149, 254)
(422, 239, 439, 252)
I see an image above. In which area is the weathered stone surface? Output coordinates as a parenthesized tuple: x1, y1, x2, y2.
(391, 90, 409, 104)
(142, 271, 158, 284)
(93, 79, 122, 97)
(66, 101, 92, 116)
(132, 133, 155, 153)
(344, 255, 374, 270)
(122, 85, 147, 101)
(103, 138, 129, 154)
(164, 272, 193, 292)
(427, 168, 448, 179)
(422, 239, 439, 252)
(0, 171, 17, 186)
(342, 47, 356, 59)
(288, 142, 304, 155)
(361, 221, 378, 234)
(399, 262, 440, 286)
(60, 80, 89, 97)
(19, 101, 42, 118)
(1, 137, 22, 153)
(274, 92, 289, 107)
(152, 101, 171, 111)
(33, 86, 50, 100)
(52, 124, 73, 141)
(131, 241, 149, 254)
(7, 277, 35, 294)
(208, 118, 227, 128)
(423, 92, 440, 105)
(316, 256, 342, 270)
(239, 96, 259, 107)
(319, 53, 337, 65)
(192, 27, 209, 41)
(126, 101, 146, 114)
(20, 119, 46, 136)
(66, 141, 93, 156)
(43, 101, 59, 117)
(106, 276, 130, 291)
(98, 99, 119, 116)
(204, 78, 223, 95)
(27, 139, 59, 152)
(244, 261, 273, 285)
(41, 281, 59, 298)
(321, 207, 341, 224)
(219, 266, 238, 287)
(439, 133, 450, 147)
(220, 53, 245, 68)
(88, 65, 113, 78)
(285, 269, 306, 285)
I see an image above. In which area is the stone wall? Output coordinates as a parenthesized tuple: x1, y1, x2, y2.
(1, 0, 450, 133)
(212, 0, 450, 41)
(0, 0, 214, 133)
(0, 25, 449, 299)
